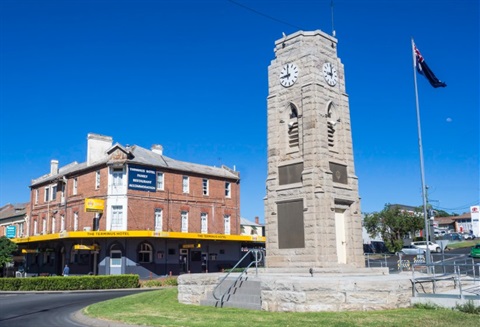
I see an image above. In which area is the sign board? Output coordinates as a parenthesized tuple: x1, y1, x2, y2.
(182, 243, 201, 249)
(85, 198, 105, 213)
(471, 206, 480, 237)
(74, 244, 98, 251)
(436, 240, 449, 251)
(128, 165, 156, 192)
(22, 249, 39, 254)
(6, 225, 16, 238)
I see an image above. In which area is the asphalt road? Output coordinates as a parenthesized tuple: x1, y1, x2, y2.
(0, 289, 152, 327)
(365, 246, 480, 274)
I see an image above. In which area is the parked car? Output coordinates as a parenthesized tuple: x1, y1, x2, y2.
(397, 245, 425, 256)
(434, 230, 447, 237)
(442, 233, 463, 242)
(412, 241, 441, 253)
(470, 244, 480, 258)
(461, 233, 475, 240)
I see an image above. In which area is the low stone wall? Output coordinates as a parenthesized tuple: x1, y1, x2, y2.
(259, 274, 412, 311)
(177, 273, 222, 305)
(177, 271, 415, 311)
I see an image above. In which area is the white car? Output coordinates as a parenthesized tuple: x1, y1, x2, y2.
(412, 241, 441, 253)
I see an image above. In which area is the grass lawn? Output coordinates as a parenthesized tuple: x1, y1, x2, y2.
(85, 288, 480, 327)
(447, 240, 477, 249)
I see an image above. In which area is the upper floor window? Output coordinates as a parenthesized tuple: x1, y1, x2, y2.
(201, 213, 208, 234)
(18, 222, 24, 237)
(112, 168, 124, 187)
(42, 218, 47, 234)
(154, 208, 163, 232)
(202, 179, 209, 196)
(44, 187, 50, 202)
(224, 215, 231, 235)
(95, 170, 101, 189)
(111, 205, 123, 230)
(60, 215, 65, 231)
(225, 182, 231, 198)
(182, 176, 189, 193)
(51, 184, 57, 200)
(35, 189, 39, 204)
(73, 178, 78, 195)
(33, 220, 38, 235)
(74, 212, 79, 231)
(181, 211, 188, 233)
(51, 217, 56, 233)
(156, 172, 164, 191)
(138, 243, 153, 263)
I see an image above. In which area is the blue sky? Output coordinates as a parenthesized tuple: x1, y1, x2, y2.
(0, 0, 478, 221)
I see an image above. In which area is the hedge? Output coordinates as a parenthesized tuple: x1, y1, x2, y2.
(0, 274, 139, 291)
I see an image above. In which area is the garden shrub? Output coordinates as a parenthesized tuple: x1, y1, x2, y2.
(0, 274, 139, 291)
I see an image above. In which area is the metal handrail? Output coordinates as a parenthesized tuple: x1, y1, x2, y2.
(212, 249, 264, 301)
(411, 261, 480, 299)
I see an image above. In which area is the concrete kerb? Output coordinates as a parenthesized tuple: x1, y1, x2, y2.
(72, 310, 144, 327)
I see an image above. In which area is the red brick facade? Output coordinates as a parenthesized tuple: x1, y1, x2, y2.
(28, 143, 240, 237)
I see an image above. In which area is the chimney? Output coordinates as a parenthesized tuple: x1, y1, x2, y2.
(255, 216, 259, 224)
(87, 133, 113, 166)
(50, 160, 59, 176)
(151, 144, 163, 155)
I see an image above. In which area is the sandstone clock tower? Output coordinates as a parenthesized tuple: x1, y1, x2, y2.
(264, 30, 364, 268)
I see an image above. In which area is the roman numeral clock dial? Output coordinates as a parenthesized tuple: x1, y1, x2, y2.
(280, 63, 299, 87)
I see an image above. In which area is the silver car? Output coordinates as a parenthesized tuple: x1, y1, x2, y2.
(398, 245, 425, 255)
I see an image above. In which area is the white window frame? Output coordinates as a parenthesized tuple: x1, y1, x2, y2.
(202, 179, 209, 196)
(182, 176, 189, 193)
(18, 222, 24, 237)
(224, 215, 231, 235)
(154, 208, 163, 232)
(181, 211, 188, 233)
(225, 182, 231, 198)
(60, 182, 65, 204)
(73, 178, 78, 195)
(51, 217, 56, 233)
(95, 170, 101, 189)
(34, 220, 38, 235)
(42, 218, 47, 234)
(51, 184, 57, 200)
(111, 205, 123, 230)
(156, 172, 164, 191)
(110, 250, 122, 267)
(74, 212, 79, 231)
(201, 213, 208, 234)
(112, 168, 124, 187)
(35, 189, 39, 204)
(60, 215, 65, 231)
(44, 187, 50, 202)
(138, 243, 153, 263)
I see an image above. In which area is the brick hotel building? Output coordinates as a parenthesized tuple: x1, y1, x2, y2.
(12, 133, 264, 277)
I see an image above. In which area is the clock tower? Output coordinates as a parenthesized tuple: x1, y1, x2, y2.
(265, 30, 364, 268)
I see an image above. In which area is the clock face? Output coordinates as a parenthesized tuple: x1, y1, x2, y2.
(322, 62, 338, 86)
(280, 63, 299, 87)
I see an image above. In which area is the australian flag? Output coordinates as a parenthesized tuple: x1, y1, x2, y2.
(414, 43, 446, 88)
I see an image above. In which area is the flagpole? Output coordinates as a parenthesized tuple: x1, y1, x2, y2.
(411, 37, 431, 266)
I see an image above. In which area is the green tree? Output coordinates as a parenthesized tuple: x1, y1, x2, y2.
(363, 204, 425, 253)
(434, 209, 452, 217)
(0, 236, 18, 268)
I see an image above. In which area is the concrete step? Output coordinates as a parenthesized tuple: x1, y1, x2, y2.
(200, 277, 262, 310)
